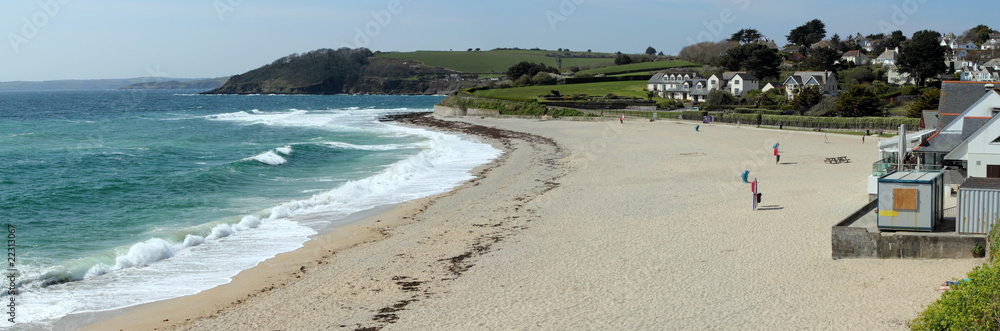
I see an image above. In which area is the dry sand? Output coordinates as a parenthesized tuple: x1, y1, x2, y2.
(85, 116, 983, 330)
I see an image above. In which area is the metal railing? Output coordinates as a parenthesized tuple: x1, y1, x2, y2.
(872, 162, 945, 177)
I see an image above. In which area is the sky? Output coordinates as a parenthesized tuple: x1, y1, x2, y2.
(2, 0, 998, 81)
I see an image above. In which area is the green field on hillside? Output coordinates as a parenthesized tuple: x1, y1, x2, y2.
(375, 50, 612, 73)
(576, 60, 699, 76)
(473, 81, 650, 101)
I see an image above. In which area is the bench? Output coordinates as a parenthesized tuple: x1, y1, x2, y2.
(825, 156, 851, 164)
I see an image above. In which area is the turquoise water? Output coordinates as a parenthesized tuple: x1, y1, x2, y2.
(0, 91, 500, 327)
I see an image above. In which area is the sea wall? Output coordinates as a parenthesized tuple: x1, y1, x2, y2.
(432, 105, 608, 122)
(433, 105, 500, 117)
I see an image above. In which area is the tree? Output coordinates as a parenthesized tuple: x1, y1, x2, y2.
(792, 85, 822, 114)
(800, 46, 841, 72)
(707, 89, 737, 105)
(961, 25, 996, 45)
(719, 43, 781, 79)
(531, 72, 557, 85)
(614, 54, 633, 65)
(898, 30, 949, 86)
(832, 84, 881, 117)
(908, 88, 941, 118)
(730, 28, 763, 44)
(506, 62, 558, 81)
(645, 46, 657, 55)
(787, 19, 826, 49)
(678, 41, 738, 66)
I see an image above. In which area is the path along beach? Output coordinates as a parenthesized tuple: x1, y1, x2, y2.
(85, 116, 982, 330)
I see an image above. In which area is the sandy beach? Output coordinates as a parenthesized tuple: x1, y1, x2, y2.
(85, 116, 983, 330)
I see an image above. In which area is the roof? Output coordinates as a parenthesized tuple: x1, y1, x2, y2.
(962, 117, 992, 140)
(842, 50, 865, 58)
(880, 171, 943, 182)
(938, 81, 1000, 126)
(876, 49, 898, 60)
(732, 73, 758, 81)
(914, 131, 963, 153)
(960, 177, 1000, 190)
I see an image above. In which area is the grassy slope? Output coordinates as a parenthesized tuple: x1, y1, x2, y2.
(576, 60, 700, 75)
(376, 50, 612, 73)
(473, 81, 650, 101)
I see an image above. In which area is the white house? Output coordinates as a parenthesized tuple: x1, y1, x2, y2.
(887, 65, 913, 85)
(982, 34, 1000, 50)
(858, 39, 876, 52)
(872, 47, 899, 67)
(942, 90, 1000, 177)
(662, 79, 711, 103)
(647, 72, 700, 92)
(960, 65, 1000, 82)
(761, 82, 782, 93)
(782, 71, 839, 100)
(707, 72, 759, 96)
(648, 71, 758, 102)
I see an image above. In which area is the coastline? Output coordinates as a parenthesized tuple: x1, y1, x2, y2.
(85, 116, 982, 330)
(80, 115, 550, 331)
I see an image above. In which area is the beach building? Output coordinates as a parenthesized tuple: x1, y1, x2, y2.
(957, 177, 1000, 234)
(869, 82, 1000, 196)
(782, 71, 839, 101)
(876, 171, 944, 231)
(867, 83, 1000, 234)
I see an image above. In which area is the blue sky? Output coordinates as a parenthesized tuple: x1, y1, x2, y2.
(2, 0, 997, 81)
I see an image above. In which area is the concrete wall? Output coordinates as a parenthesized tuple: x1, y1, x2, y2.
(433, 105, 500, 118)
(833, 226, 986, 259)
(833, 200, 987, 259)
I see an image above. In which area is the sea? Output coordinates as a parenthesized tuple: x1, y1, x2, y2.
(0, 90, 501, 329)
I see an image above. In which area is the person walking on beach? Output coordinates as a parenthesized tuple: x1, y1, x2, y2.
(620, 113, 624, 124)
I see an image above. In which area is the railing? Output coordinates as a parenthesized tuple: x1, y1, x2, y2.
(872, 162, 945, 177)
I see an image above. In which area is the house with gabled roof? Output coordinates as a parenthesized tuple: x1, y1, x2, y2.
(782, 71, 839, 100)
(858, 39, 876, 52)
(841, 50, 868, 65)
(938, 90, 1000, 177)
(647, 72, 701, 92)
(707, 71, 759, 96)
(761, 82, 782, 93)
(961, 64, 1000, 82)
(870, 82, 1000, 199)
(983, 33, 1000, 50)
(872, 47, 899, 67)
(662, 78, 711, 103)
(648, 71, 758, 102)
(908, 82, 1000, 175)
